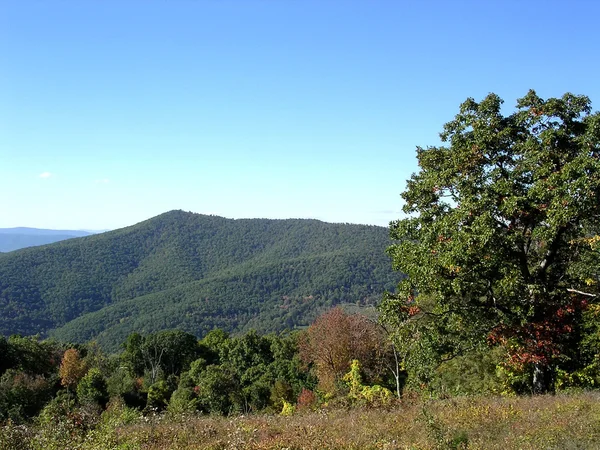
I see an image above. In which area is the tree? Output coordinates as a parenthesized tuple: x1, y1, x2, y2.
(121, 332, 145, 377)
(299, 307, 388, 392)
(76, 368, 108, 407)
(59, 348, 88, 391)
(6, 335, 61, 377)
(146, 379, 171, 411)
(0, 369, 55, 422)
(381, 91, 600, 393)
(193, 364, 239, 415)
(199, 328, 230, 366)
(121, 330, 200, 383)
(140, 330, 199, 383)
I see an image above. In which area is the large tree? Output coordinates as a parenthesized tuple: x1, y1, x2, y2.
(381, 91, 600, 393)
(120, 330, 200, 386)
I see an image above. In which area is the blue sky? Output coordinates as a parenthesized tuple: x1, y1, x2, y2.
(2, 0, 599, 230)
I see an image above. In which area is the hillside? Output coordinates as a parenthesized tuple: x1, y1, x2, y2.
(0, 210, 399, 350)
(0, 227, 92, 252)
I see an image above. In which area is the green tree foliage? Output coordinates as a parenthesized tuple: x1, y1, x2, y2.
(179, 329, 313, 415)
(381, 91, 600, 393)
(76, 368, 109, 407)
(269, 379, 295, 412)
(199, 328, 230, 366)
(0, 336, 63, 422)
(193, 364, 239, 415)
(167, 371, 200, 414)
(0, 369, 56, 423)
(141, 330, 199, 383)
(106, 366, 145, 409)
(120, 332, 145, 376)
(4, 335, 61, 377)
(146, 380, 172, 411)
(120, 330, 200, 383)
(430, 347, 506, 396)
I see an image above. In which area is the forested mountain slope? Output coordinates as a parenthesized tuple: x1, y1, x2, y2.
(0, 210, 398, 350)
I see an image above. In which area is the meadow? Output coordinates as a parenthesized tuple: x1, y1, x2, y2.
(2, 392, 599, 450)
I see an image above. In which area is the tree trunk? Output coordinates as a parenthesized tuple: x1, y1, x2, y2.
(532, 362, 554, 395)
(389, 342, 402, 398)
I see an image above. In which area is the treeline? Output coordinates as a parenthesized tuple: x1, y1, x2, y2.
(3, 305, 600, 436)
(0, 308, 400, 425)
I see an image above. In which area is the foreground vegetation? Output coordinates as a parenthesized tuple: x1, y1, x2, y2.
(2, 392, 600, 449)
(2, 307, 600, 449)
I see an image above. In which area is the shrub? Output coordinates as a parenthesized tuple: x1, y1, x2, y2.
(0, 369, 56, 423)
(167, 387, 199, 414)
(280, 400, 295, 416)
(296, 388, 317, 411)
(270, 380, 294, 411)
(343, 360, 393, 407)
(77, 368, 109, 408)
(146, 380, 171, 411)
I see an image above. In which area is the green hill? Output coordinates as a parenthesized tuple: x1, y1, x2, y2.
(0, 210, 398, 350)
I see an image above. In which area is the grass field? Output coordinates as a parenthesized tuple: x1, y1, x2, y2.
(2, 392, 600, 449)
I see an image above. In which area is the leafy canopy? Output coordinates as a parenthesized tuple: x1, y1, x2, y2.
(382, 91, 600, 387)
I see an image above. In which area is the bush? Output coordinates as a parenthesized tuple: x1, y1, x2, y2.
(167, 387, 199, 414)
(0, 369, 56, 423)
(0, 421, 34, 450)
(431, 347, 505, 396)
(77, 368, 109, 408)
(343, 360, 393, 407)
(296, 388, 317, 411)
(36, 392, 102, 449)
(146, 380, 172, 411)
(280, 400, 295, 416)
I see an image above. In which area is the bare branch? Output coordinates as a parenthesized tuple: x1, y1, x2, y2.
(566, 288, 597, 298)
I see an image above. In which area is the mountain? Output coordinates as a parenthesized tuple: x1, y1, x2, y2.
(0, 227, 92, 252)
(0, 210, 400, 350)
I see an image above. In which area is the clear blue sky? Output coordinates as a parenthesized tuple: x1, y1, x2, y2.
(2, 0, 599, 230)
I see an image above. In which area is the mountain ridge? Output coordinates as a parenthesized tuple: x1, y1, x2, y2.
(0, 210, 399, 350)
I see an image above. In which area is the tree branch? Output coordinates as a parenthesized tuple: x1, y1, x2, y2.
(439, 344, 479, 363)
(538, 225, 569, 275)
(566, 288, 597, 298)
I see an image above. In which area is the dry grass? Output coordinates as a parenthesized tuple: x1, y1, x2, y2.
(112, 392, 600, 450)
(3, 392, 600, 449)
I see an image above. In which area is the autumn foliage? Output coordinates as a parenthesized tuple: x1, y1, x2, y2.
(299, 307, 386, 392)
(59, 348, 88, 390)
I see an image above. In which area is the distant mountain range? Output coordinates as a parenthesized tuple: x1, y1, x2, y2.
(0, 211, 400, 350)
(0, 227, 94, 252)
